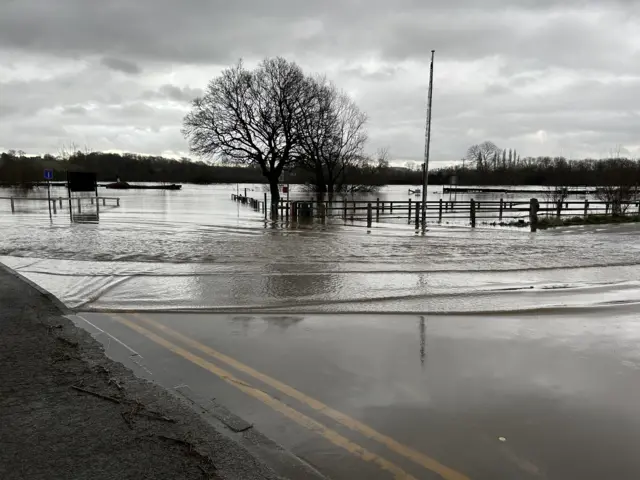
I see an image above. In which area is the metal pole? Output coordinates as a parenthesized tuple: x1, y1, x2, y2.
(95, 184, 100, 221)
(47, 181, 52, 220)
(67, 172, 73, 222)
(421, 50, 435, 231)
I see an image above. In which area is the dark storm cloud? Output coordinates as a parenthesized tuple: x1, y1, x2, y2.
(100, 57, 142, 75)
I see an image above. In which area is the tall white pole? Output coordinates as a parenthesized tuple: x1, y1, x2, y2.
(421, 50, 435, 231)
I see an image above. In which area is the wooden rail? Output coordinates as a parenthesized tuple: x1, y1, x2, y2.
(232, 193, 640, 232)
(3, 196, 121, 214)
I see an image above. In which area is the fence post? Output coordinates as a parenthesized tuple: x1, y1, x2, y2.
(470, 199, 476, 228)
(117, 198, 120, 207)
(367, 203, 372, 228)
(499, 198, 504, 221)
(390, 202, 393, 214)
(530, 198, 540, 232)
(556, 200, 562, 218)
(52, 200, 57, 214)
(584, 199, 589, 218)
(408, 199, 412, 223)
(438, 199, 443, 223)
(376, 198, 380, 222)
(77, 198, 82, 214)
(414, 201, 420, 228)
(102, 198, 106, 206)
(10, 198, 14, 213)
(59, 198, 63, 208)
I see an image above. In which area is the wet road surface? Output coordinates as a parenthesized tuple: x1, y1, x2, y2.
(76, 309, 640, 480)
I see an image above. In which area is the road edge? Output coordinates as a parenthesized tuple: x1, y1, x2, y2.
(0, 261, 326, 480)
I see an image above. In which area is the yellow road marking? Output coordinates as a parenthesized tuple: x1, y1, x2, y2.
(132, 313, 470, 480)
(113, 314, 417, 480)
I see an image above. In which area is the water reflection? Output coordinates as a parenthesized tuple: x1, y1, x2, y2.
(261, 315, 304, 330)
(419, 315, 427, 368)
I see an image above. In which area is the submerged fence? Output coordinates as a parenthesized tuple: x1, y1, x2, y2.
(3, 196, 121, 214)
(232, 193, 640, 232)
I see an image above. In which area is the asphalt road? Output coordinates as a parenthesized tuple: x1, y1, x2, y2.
(77, 309, 640, 480)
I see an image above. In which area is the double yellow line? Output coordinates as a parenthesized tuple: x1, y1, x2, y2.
(113, 313, 470, 480)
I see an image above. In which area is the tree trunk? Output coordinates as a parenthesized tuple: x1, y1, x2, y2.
(314, 164, 327, 195)
(269, 178, 280, 217)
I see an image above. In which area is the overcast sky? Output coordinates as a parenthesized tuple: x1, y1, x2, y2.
(1, 0, 640, 165)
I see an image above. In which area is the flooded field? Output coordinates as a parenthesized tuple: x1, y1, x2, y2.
(1, 184, 639, 313)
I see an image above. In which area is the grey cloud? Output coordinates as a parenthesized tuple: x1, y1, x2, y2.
(62, 105, 87, 115)
(1, 0, 640, 159)
(1, 0, 636, 69)
(100, 56, 141, 75)
(143, 85, 203, 102)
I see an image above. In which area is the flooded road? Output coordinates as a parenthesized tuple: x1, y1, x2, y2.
(77, 310, 640, 479)
(3, 184, 640, 478)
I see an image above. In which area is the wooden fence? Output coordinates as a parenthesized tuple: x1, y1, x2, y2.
(3, 196, 121, 214)
(232, 193, 640, 231)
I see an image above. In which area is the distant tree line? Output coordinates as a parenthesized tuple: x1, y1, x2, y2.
(0, 149, 264, 184)
(447, 141, 640, 186)
(2, 147, 640, 190)
(0, 148, 400, 187)
(436, 156, 640, 187)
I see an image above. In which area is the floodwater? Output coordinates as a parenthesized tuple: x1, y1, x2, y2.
(0, 184, 639, 312)
(4, 183, 640, 479)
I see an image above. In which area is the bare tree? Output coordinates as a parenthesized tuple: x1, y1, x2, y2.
(375, 147, 390, 171)
(182, 57, 310, 210)
(465, 141, 500, 170)
(595, 185, 639, 215)
(296, 77, 368, 196)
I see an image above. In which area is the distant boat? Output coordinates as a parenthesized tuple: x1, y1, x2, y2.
(409, 188, 421, 195)
(104, 181, 182, 190)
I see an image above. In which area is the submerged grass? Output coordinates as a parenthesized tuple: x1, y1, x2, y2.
(538, 214, 640, 229)
(489, 214, 640, 230)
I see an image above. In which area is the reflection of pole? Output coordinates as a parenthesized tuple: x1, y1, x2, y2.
(47, 181, 52, 220)
(419, 316, 426, 367)
(421, 50, 435, 231)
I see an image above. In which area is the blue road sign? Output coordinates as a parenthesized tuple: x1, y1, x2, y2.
(44, 169, 53, 180)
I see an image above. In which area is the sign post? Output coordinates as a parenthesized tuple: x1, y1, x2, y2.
(67, 171, 98, 222)
(44, 169, 53, 220)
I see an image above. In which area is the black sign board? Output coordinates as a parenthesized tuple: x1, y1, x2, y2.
(67, 171, 97, 192)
